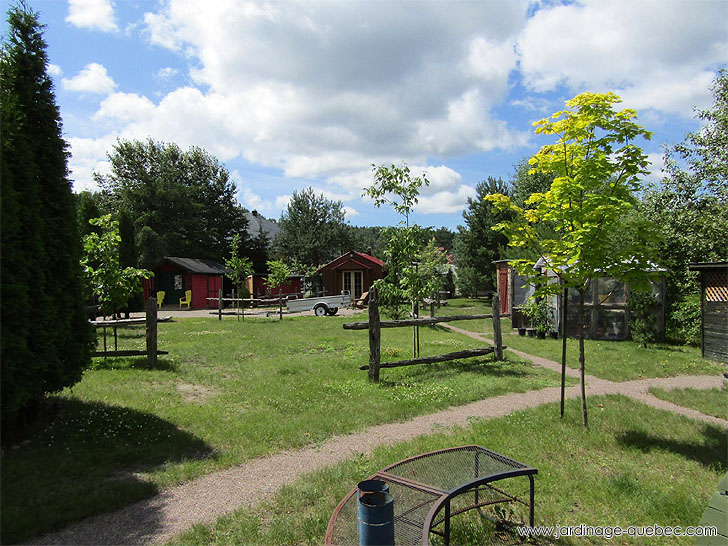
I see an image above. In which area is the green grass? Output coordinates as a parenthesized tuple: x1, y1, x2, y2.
(1, 313, 567, 543)
(171, 395, 727, 546)
(437, 299, 723, 381)
(649, 385, 727, 420)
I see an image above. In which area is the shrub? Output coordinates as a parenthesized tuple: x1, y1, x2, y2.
(667, 293, 701, 345)
(627, 291, 660, 347)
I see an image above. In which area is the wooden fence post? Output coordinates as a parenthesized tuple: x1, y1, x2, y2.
(218, 288, 223, 321)
(146, 297, 158, 368)
(492, 294, 503, 361)
(368, 285, 381, 383)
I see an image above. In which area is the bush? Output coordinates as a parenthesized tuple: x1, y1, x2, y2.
(627, 292, 660, 347)
(667, 293, 701, 345)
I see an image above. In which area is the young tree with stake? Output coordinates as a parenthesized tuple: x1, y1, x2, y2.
(487, 92, 655, 428)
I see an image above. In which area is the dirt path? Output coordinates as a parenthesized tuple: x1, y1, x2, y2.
(30, 328, 726, 545)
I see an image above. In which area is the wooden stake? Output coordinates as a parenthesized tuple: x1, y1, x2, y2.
(492, 294, 503, 361)
(368, 286, 381, 383)
(146, 297, 157, 369)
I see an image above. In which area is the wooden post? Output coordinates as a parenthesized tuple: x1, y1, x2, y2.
(218, 288, 223, 321)
(368, 285, 381, 383)
(492, 294, 503, 361)
(146, 297, 157, 368)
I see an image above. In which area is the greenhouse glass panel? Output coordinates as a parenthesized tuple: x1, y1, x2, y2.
(512, 274, 534, 307)
(597, 277, 626, 305)
(596, 309, 627, 339)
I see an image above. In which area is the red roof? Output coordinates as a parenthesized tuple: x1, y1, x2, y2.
(317, 251, 385, 272)
(352, 251, 384, 267)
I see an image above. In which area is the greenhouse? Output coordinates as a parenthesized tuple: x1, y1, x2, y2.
(495, 260, 666, 341)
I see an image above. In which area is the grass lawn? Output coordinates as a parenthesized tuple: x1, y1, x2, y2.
(439, 298, 724, 382)
(172, 395, 727, 545)
(1, 313, 567, 544)
(649, 385, 727, 420)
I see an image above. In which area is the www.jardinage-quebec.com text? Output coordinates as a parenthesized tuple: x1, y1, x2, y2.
(517, 523, 718, 540)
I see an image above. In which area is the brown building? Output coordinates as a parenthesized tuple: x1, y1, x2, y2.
(689, 262, 728, 363)
(317, 251, 385, 300)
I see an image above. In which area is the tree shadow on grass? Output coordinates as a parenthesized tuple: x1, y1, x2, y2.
(90, 356, 178, 372)
(615, 425, 727, 471)
(1, 397, 215, 544)
(379, 357, 529, 384)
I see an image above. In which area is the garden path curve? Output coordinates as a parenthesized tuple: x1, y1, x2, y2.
(29, 328, 726, 545)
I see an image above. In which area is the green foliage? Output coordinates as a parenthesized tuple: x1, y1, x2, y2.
(365, 162, 429, 227)
(487, 92, 654, 426)
(487, 92, 655, 298)
(641, 70, 728, 322)
(77, 191, 102, 238)
(82, 215, 151, 315)
(522, 298, 552, 334)
(627, 291, 660, 347)
(266, 259, 291, 292)
(366, 162, 432, 318)
(1, 4, 91, 425)
(95, 138, 250, 268)
(453, 177, 511, 295)
(225, 233, 254, 292)
(509, 156, 556, 209)
(667, 293, 701, 346)
(274, 187, 351, 268)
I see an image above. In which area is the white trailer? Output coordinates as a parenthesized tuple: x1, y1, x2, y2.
(286, 292, 351, 316)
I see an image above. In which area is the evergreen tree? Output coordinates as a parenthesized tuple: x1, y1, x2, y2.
(77, 191, 102, 238)
(453, 177, 510, 296)
(1, 4, 91, 425)
(274, 187, 351, 267)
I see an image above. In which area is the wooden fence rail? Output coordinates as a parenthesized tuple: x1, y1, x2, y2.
(344, 285, 504, 382)
(90, 297, 169, 366)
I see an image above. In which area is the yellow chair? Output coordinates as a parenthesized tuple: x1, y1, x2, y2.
(156, 291, 165, 308)
(179, 289, 192, 309)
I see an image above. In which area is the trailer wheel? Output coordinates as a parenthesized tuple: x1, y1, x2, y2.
(327, 307, 338, 316)
(314, 304, 327, 317)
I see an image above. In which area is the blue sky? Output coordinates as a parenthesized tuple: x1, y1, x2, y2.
(11, 0, 728, 230)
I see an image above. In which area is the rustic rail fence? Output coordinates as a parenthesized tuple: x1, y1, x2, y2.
(343, 286, 505, 382)
(90, 297, 170, 367)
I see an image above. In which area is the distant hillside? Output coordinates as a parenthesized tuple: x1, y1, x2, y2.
(245, 211, 280, 241)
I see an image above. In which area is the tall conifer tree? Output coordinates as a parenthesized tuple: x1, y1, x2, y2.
(1, 4, 91, 424)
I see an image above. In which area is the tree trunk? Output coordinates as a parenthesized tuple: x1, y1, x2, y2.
(578, 288, 588, 428)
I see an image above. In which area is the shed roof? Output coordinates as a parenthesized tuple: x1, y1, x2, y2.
(157, 257, 230, 275)
(317, 251, 385, 273)
(689, 261, 728, 271)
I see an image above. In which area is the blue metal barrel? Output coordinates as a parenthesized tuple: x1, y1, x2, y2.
(357, 490, 394, 545)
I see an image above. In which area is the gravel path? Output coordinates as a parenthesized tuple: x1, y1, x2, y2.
(30, 327, 726, 545)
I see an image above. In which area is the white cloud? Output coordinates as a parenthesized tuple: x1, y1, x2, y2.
(518, 0, 727, 116)
(94, 92, 156, 122)
(134, 0, 531, 191)
(156, 67, 180, 80)
(643, 152, 666, 185)
(62, 63, 117, 95)
(343, 206, 359, 219)
(66, 0, 118, 32)
(47, 64, 63, 78)
(67, 135, 116, 192)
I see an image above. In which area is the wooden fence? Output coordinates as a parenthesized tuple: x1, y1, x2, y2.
(343, 286, 504, 382)
(91, 297, 170, 367)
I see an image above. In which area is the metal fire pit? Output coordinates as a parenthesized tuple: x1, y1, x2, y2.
(325, 445, 537, 546)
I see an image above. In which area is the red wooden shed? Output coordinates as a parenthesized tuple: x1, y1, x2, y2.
(317, 251, 385, 300)
(143, 257, 229, 309)
(245, 273, 303, 299)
